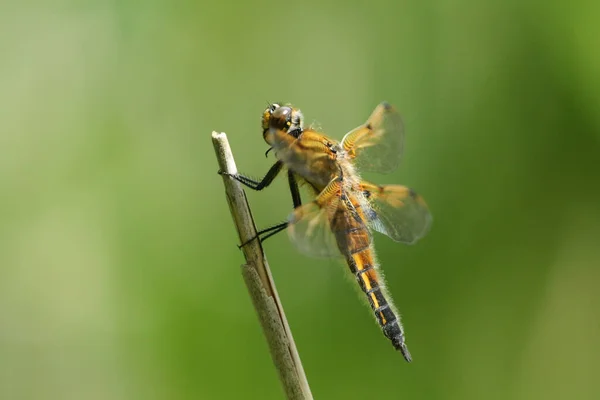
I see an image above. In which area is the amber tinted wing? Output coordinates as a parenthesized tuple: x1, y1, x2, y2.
(361, 181, 432, 244)
(287, 199, 342, 258)
(341, 102, 404, 174)
(287, 179, 370, 258)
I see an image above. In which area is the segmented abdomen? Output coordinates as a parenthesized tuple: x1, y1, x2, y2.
(332, 208, 412, 362)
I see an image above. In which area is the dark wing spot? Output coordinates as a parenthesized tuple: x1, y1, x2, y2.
(365, 207, 377, 222)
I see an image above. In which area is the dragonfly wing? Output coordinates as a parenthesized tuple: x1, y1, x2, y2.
(341, 102, 404, 174)
(362, 182, 432, 244)
(287, 178, 372, 259)
(287, 198, 344, 258)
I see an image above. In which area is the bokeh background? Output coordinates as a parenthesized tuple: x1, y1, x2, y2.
(1, 1, 599, 399)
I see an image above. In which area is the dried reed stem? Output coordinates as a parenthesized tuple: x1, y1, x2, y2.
(212, 131, 313, 400)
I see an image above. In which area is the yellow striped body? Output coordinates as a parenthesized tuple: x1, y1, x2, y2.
(331, 196, 412, 361)
(260, 102, 430, 362)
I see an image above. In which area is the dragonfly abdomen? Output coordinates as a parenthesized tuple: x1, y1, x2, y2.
(347, 248, 412, 362)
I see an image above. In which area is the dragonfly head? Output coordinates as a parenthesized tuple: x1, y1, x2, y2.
(262, 103, 304, 144)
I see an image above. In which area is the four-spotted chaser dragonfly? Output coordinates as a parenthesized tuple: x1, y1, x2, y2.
(220, 102, 431, 362)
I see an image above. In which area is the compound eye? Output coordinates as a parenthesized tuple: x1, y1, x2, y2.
(270, 106, 293, 131)
(262, 103, 281, 131)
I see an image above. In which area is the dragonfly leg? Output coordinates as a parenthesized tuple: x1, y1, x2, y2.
(287, 170, 302, 209)
(219, 160, 283, 191)
(239, 222, 288, 248)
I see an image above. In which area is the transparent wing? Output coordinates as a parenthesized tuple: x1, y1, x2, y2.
(362, 182, 432, 244)
(287, 184, 373, 259)
(341, 102, 404, 174)
(287, 197, 344, 258)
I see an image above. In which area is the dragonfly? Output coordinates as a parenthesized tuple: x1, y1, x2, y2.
(220, 102, 431, 362)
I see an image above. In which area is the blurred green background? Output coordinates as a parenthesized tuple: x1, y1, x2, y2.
(1, 1, 599, 399)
